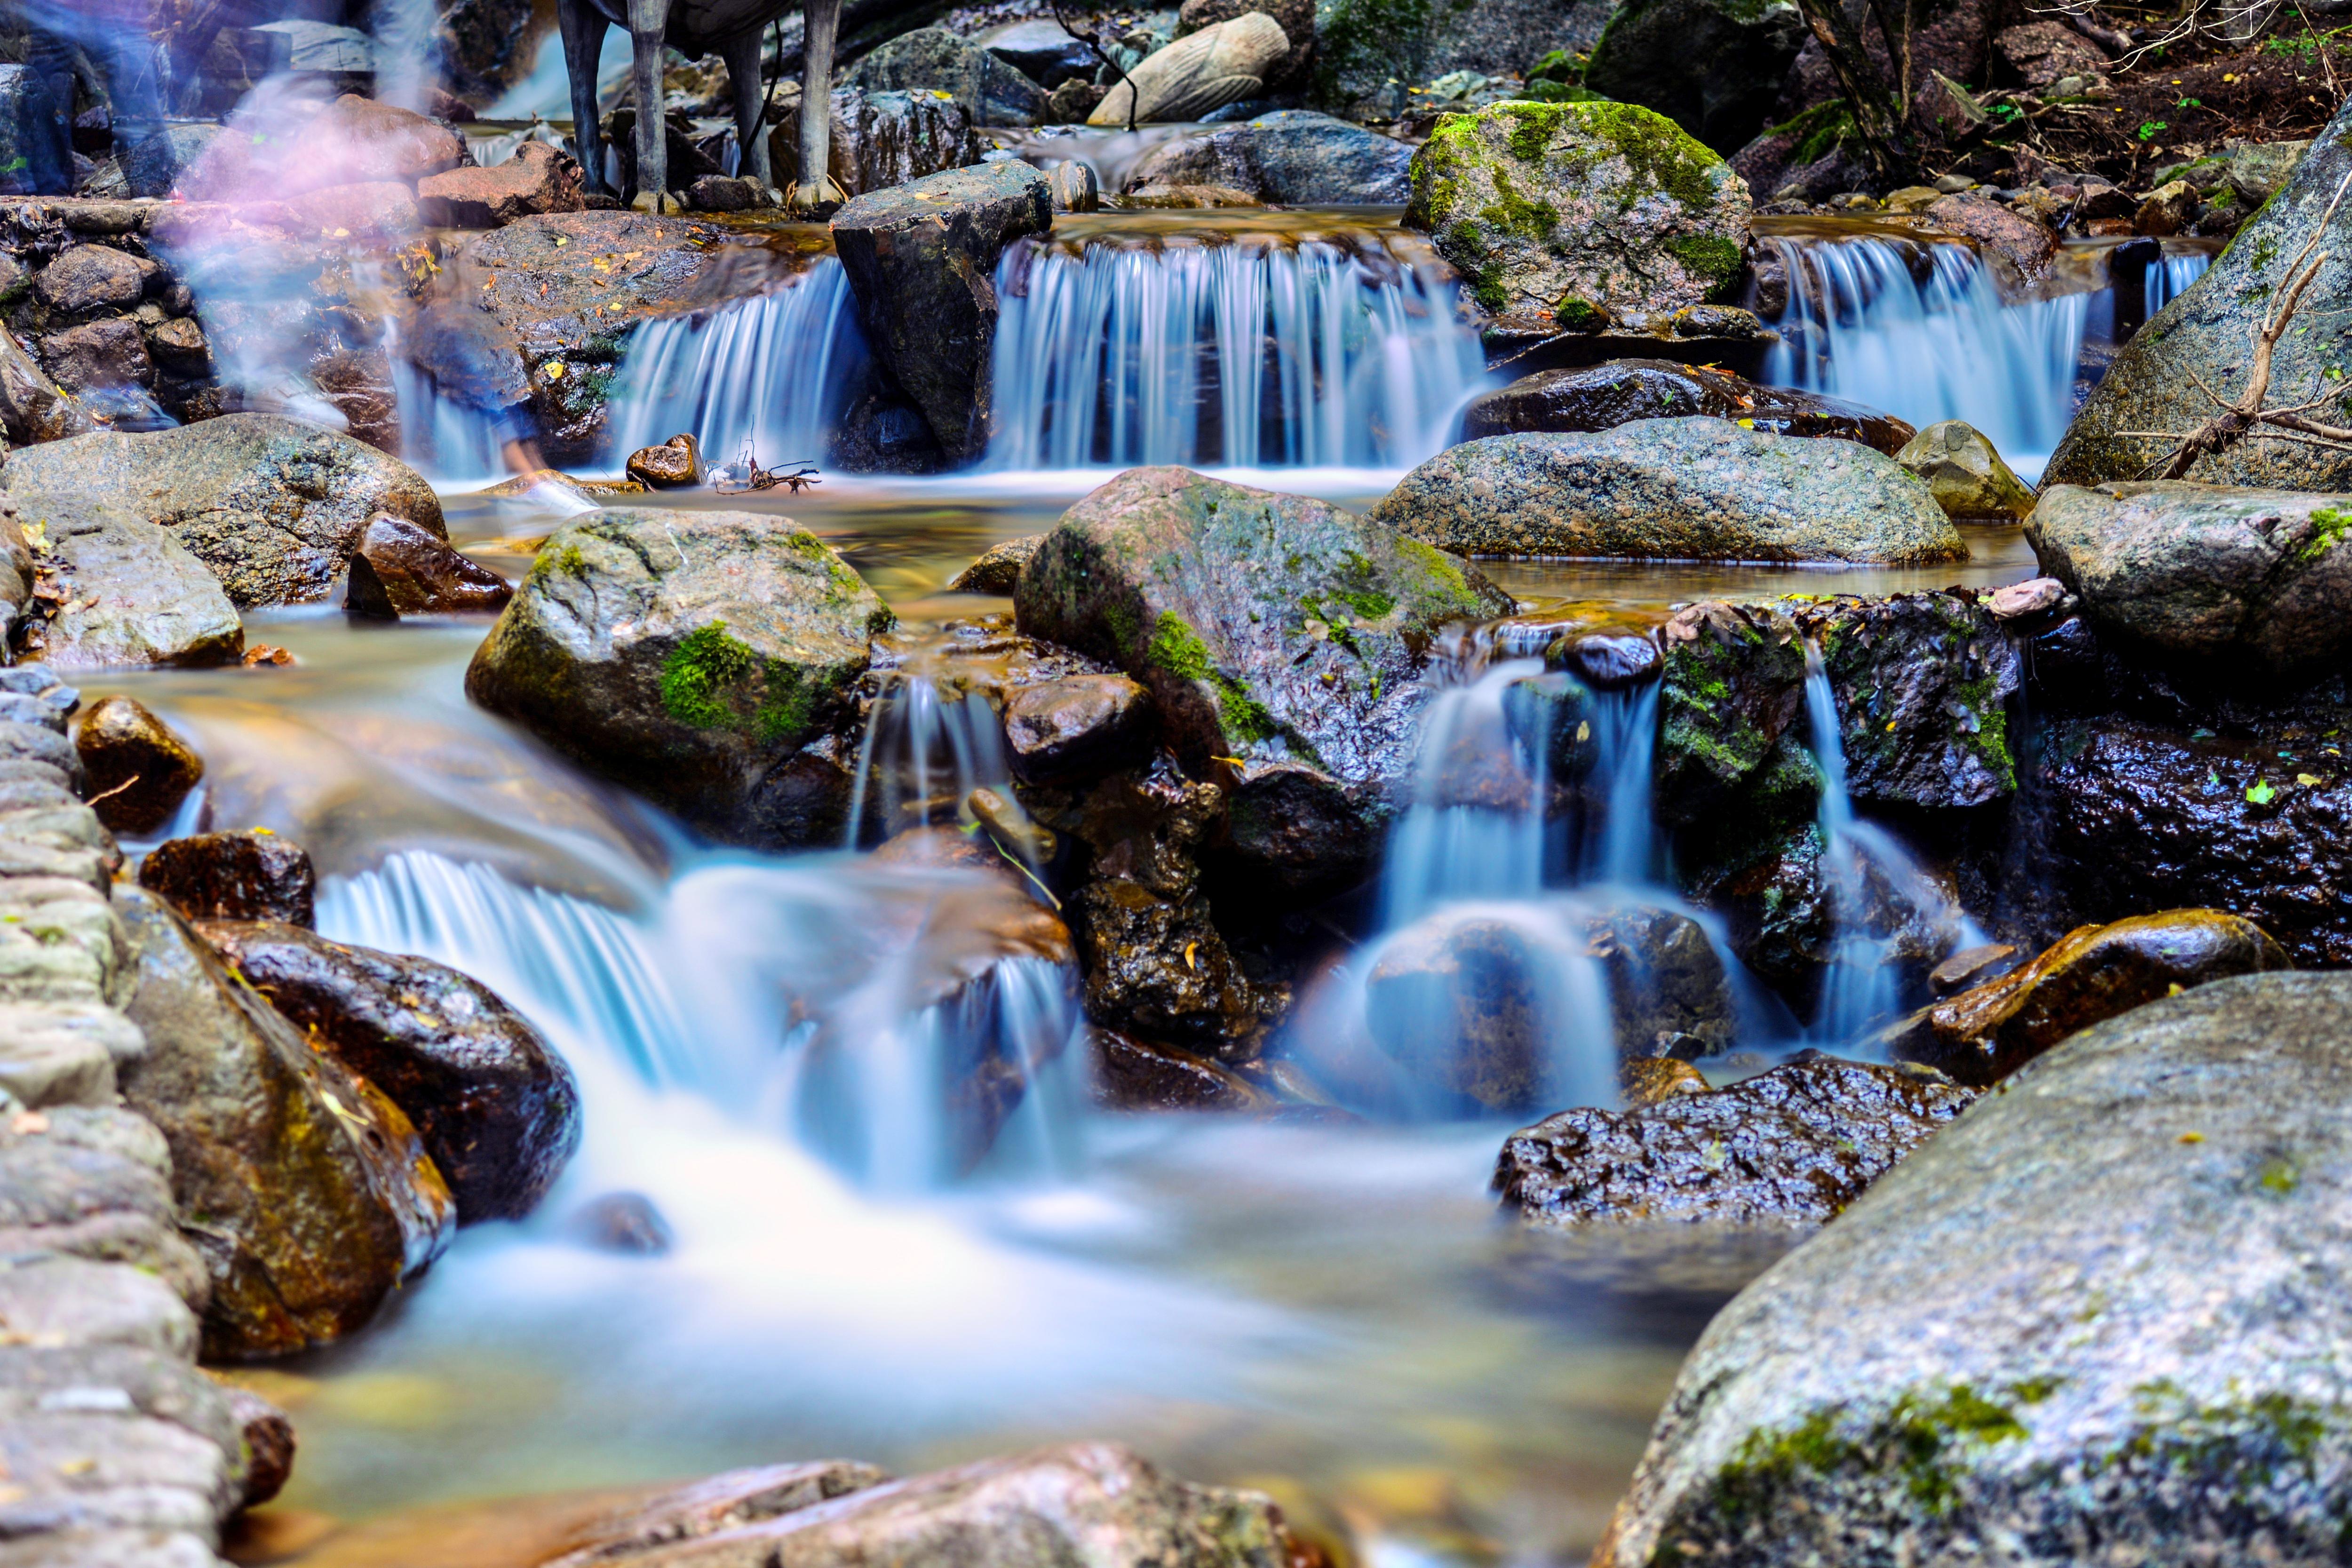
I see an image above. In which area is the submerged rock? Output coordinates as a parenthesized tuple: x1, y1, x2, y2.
(195, 922, 581, 1222)
(1093, 1030, 1271, 1112)
(114, 887, 453, 1360)
(2027, 480, 2352, 676)
(568, 1191, 674, 1254)
(1883, 908, 2290, 1087)
(1016, 466, 1512, 891)
(137, 832, 315, 928)
(1403, 101, 1751, 319)
(75, 697, 203, 836)
(1460, 361, 1913, 454)
(1892, 419, 2038, 521)
(1496, 1053, 1974, 1227)
(1369, 421, 1963, 564)
(9, 497, 244, 671)
(831, 161, 1052, 466)
(465, 510, 894, 848)
(847, 27, 1050, 127)
(1121, 112, 1413, 205)
(1592, 972, 2352, 1566)
(5, 414, 445, 609)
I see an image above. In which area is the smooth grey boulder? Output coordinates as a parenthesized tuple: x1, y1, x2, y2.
(2046, 99, 2352, 488)
(5, 413, 444, 608)
(2027, 480, 2352, 675)
(465, 510, 895, 848)
(1369, 420, 1965, 564)
(846, 27, 1050, 127)
(1594, 971, 2352, 1567)
(830, 161, 1052, 465)
(6, 495, 244, 671)
(1121, 112, 1414, 205)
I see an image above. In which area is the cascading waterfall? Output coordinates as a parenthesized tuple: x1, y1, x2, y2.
(844, 674, 1021, 852)
(1762, 235, 2088, 477)
(988, 232, 1490, 471)
(604, 263, 868, 473)
(2148, 250, 2212, 313)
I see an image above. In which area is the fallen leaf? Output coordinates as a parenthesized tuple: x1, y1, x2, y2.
(2247, 779, 2278, 805)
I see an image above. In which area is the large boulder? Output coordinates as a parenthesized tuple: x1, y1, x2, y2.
(1090, 14, 1291, 126)
(2047, 100, 2352, 488)
(1584, 0, 1807, 151)
(5, 414, 444, 609)
(196, 922, 581, 1223)
(1015, 467, 1513, 889)
(466, 510, 895, 847)
(1367, 421, 1963, 564)
(5, 495, 244, 671)
(1403, 101, 1752, 320)
(1592, 972, 2352, 1566)
(830, 161, 1052, 466)
(1460, 360, 1913, 453)
(1496, 1053, 1975, 1226)
(113, 887, 453, 1361)
(847, 28, 1051, 127)
(769, 89, 984, 200)
(1121, 112, 1411, 204)
(2026, 481, 2352, 676)
(415, 141, 585, 229)
(1883, 909, 2291, 1087)
(175, 93, 463, 201)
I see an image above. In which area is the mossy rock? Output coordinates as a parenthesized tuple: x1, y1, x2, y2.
(1401, 99, 1752, 319)
(1015, 465, 1513, 891)
(465, 509, 893, 847)
(1653, 600, 1806, 828)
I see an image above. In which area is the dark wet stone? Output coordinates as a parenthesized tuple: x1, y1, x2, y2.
(195, 922, 582, 1223)
(34, 246, 155, 316)
(1121, 112, 1411, 205)
(625, 436, 702, 489)
(136, 832, 316, 928)
(1092, 1029, 1269, 1112)
(345, 513, 511, 617)
(218, 1384, 293, 1508)
(1592, 972, 2352, 1567)
(1004, 675, 1152, 784)
(1929, 941, 2017, 995)
(38, 318, 151, 396)
(1460, 361, 1914, 455)
(1653, 601, 1806, 827)
(979, 19, 1100, 88)
(74, 696, 203, 836)
(1557, 631, 1661, 689)
(946, 534, 1043, 594)
(1073, 876, 1257, 1057)
(1883, 908, 2291, 1087)
(1584, 0, 1806, 150)
(1495, 1052, 1975, 1227)
(568, 1191, 673, 1254)
(846, 27, 1050, 127)
(1500, 669, 1598, 782)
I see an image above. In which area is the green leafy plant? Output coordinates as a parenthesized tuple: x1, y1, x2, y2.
(2137, 120, 2169, 141)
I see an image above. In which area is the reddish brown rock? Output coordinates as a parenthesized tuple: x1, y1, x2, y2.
(177, 94, 463, 201)
(625, 434, 702, 488)
(344, 514, 512, 618)
(75, 695, 204, 836)
(1925, 191, 2058, 277)
(137, 831, 316, 928)
(416, 142, 585, 230)
(277, 180, 421, 244)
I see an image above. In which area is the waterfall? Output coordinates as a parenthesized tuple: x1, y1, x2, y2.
(319, 848, 1088, 1193)
(845, 674, 1021, 850)
(2147, 250, 2211, 313)
(1761, 235, 2088, 479)
(1378, 657, 1550, 928)
(987, 232, 1490, 472)
(392, 352, 509, 484)
(604, 263, 869, 473)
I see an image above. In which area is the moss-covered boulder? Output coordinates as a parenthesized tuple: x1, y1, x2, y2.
(465, 510, 895, 848)
(1653, 600, 1807, 828)
(1595, 971, 2352, 1566)
(1015, 466, 1512, 891)
(1402, 100, 1753, 321)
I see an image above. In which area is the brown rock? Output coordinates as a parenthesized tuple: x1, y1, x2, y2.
(626, 434, 702, 488)
(1621, 1056, 1709, 1106)
(0, 324, 91, 444)
(1120, 183, 1262, 208)
(40, 318, 152, 394)
(144, 316, 210, 376)
(1004, 674, 1151, 783)
(177, 94, 463, 201)
(946, 534, 1043, 594)
(276, 180, 421, 244)
(1049, 79, 1107, 123)
(33, 245, 155, 315)
(1928, 940, 2018, 995)
(687, 174, 762, 212)
(1992, 20, 2108, 87)
(2136, 178, 2200, 237)
(1883, 908, 2293, 1087)
(1092, 1029, 1269, 1111)
(542, 1461, 891, 1568)
(74, 695, 203, 836)
(136, 831, 316, 927)
(215, 1381, 294, 1507)
(416, 142, 586, 230)
(1925, 191, 2057, 276)
(344, 513, 512, 618)
(1461, 360, 1915, 455)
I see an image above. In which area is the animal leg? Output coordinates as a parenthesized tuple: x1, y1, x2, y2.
(721, 26, 770, 190)
(558, 0, 614, 196)
(628, 0, 671, 209)
(794, 0, 844, 211)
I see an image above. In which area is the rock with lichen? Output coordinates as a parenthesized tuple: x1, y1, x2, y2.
(1402, 100, 1753, 322)
(464, 509, 894, 847)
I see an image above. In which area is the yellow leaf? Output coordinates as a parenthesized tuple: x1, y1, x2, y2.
(2299, 773, 2322, 785)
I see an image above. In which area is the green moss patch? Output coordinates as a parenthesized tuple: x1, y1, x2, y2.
(660, 621, 757, 729)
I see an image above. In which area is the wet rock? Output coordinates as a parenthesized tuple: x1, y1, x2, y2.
(1924, 190, 2057, 277)
(1005, 674, 1152, 783)
(0, 1106, 209, 1306)
(950, 536, 1044, 596)
(1591, 972, 2352, 1566)
(344, 513, 512, 618)
(1049, 79, 1108, 124)
(627, 434, 703, 488)
(831, 161, 1052, 465)
(216, 1383, 293, 1507)
(543, 1460, 890, 1567)
(1404, 101, 1751, 320)
(2137, 178, 2200, 238)
(34, 246, 156, 317)
(274, 180, 421, 245)
(1017, 466, 1513, 891)
(1047, 159, 1099, 213)
(466, 510, 894, 848)
(1893, 419, 2037, 521)
(1929, 941, 2016, 995)
(118, 125, 219, 200)
(1369, 421, 1963, 564)
(38, 318, 152, 400)
(74, 697, 202, 836)
(1621, 1055, 1709, 1106)
(0, 65, 69, 198)
(1460, 361, 1913, 454)
(5, 414, 445, 609)
(136, 832, 316, 928)
(416, 141, 585, 229)
(2027, 480, 2352, 676)
(144, 318, 210, 379)
(688, 175, 762, 213)
(1093, 1029, 1270, 1111)
(1583, 0, 1807, 151)
(1121, 112, 1413, 205)
(195, 921, 582, 1222)
(848, 28, 1051, 127)
(12, 498, 245, 672)
(1091, 14, 1290, 126)
(771, 89, 985, 207)
(559, 1442, 1296, 1568)
(1785, 591, 2021, 809)
(0, 323, 92, 445)
(1074, 875, 1258, 1054)
(568, 1191, 673, 1254)
(1176, 0, 1316, 87)
(114, 886, 453, 1360)
(177, 94, 463, 202)
(1883, 908, 2289, 1087)
(1122, 183, 1260, 208)
(1496, 1052, 1975, 1226)
(1653, 601, 1805, 825)
(980, 19, 1102, 88)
